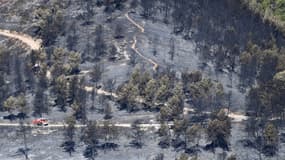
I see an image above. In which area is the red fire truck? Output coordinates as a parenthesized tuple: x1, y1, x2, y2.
(32, 118, 48, 126)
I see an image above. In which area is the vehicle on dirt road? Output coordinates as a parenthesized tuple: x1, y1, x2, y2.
(32, 118, 48, 126)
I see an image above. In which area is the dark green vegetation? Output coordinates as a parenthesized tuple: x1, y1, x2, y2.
(244, 0, 285, 33)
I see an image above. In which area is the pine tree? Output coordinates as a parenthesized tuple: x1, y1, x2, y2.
(18, 121, 31, 160)
(54, 75, 68, 112)
(206, 109, 231, 150)
(90, 64, 103, 88)
(66, 21, 78, 51)
(114, 22, 124, 39)
(100, 120, 119, 150)
(176, 153, 189, 160)
(130, 120, 145, 148)
(168, 37, 175, 60)
(61, 115, 76, 156)
(83, 121, 99, 160)
(144, 79, 157, 108)
(263, 123, 279, 155)
(103, 103, 113, 119)
(186, 124, 202, 148)
(94, 25, 107, 60)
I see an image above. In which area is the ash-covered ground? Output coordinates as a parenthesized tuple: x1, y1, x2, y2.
(1, 0, 285, 160)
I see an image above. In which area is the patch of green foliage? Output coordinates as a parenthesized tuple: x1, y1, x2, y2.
(260, 0, 285, 21)
(244, 0, 285, 33)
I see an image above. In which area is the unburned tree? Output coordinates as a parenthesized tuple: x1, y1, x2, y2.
(206, 110, 231, 151)
(36, 6, 64, 46)
(67, 52, 81, 75)
(144, 79, 157, 109)
(176, 153, 189, 160)
(158, 121, 171, 148)
(186, 124, 202, 148)
(263, 123, 279, 156)
(54, 75, 68, 112)
(117, 82, 139, 112)
(3, 96, 17, 114)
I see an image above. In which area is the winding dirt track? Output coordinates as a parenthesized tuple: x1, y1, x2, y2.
(0, 29, 41, 50)
(125, 12, 159, 71)
(131, 35, 159, 71)
(125, 12, 145, 33)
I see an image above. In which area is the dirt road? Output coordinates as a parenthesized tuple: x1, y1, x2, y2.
(0, 29, 41, 50)
(0, 122, 166, 129)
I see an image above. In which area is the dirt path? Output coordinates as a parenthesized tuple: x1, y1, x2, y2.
(125, 12, 159, 71)
(84, 86, 119, 98)
(0, 29, 41, 50)
(131, 36, 159, 71)
(0, 122, 166, 129)
(184, 108, 248, 122)
(229, 112, 248, 122)
(125, 12, 145, 33)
